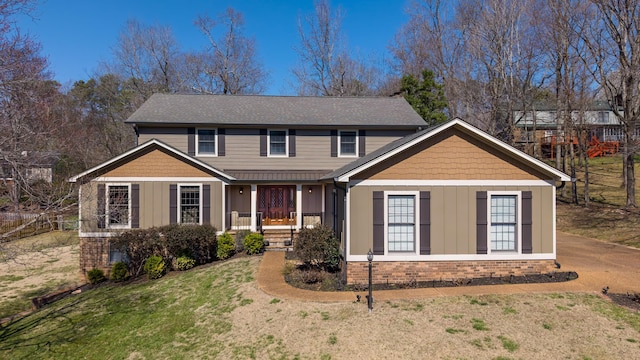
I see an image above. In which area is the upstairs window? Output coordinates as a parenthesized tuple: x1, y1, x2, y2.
(268, 130, 288, 157)
(107, 184, 130, 228)
(197, 129, 217, 156)
(339, 130, 358, 157)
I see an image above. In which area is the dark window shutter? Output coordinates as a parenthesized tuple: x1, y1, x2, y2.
(521, 191, 533, 254)
(218, 128, 225, 157)
(187, 128, 195, 156)
(131, 184, 140, 228)
(289, 129, 296, 157)
(358, 130, 366, 157)
(203, 184, 211, 225)
(169, 184, 177, 224)
(372, 191, 384, 255)
(330, 130, 338, 157)
(97, 184, 105, 229)
(419, 191, 431, 255)
(260, 129, 267, 157)
(476, 191, 488, 254)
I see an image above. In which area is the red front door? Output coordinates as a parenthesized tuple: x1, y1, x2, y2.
(257, 185, 296, 223)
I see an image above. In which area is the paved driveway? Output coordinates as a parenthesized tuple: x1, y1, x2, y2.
(257, 232, 640, 301)
(556, 231, 640, 294)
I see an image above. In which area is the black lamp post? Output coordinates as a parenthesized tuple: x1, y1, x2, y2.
(367, 249, 374, 313)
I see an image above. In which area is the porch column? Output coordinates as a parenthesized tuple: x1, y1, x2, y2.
(296, 184, 302, 230)
(250, 184, 257, 232)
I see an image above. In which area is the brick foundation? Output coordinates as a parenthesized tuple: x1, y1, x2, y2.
(346, 259, 557, 286)
(79, 237, 111, 277)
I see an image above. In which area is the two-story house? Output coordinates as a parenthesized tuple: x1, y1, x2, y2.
(71, 94, 570, 285)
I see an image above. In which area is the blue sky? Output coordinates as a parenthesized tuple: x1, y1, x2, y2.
(17, 1, 410, 95)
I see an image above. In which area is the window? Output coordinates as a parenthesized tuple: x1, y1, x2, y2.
(387, 195, 415, 252)
(109, 247, 128, 263)
(598, 111, 609, 124)
(179, 185, 201, 224)
(197, 129, 217, 156)
(490, 194, 517, 251)
(268, 130, 288, 156)
(339, 130, 357, 156)
(107, 184, 130, 228)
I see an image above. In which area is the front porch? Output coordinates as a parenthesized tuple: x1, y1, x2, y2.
(225, 184, 325, 232)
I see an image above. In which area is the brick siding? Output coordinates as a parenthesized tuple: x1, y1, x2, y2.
(346, 259, 556, 286)
(79, 237, 111, 277)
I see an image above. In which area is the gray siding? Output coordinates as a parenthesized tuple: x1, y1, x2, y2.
(137, 127, 412, 171)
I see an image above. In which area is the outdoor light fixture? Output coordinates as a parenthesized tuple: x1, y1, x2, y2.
(308, 187, 313, 193)
(239, 187, 243, 194)
(367, 249, 374, 313)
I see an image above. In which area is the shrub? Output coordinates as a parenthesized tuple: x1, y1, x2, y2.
(294, 224, 341, 271)
(110, 262, 128, 282)
(244, 232, 265, 255)
(217, 232, 235, 260)
(144, 255, 166, 279)
(111, 224, 217, 277)
(174, 255, 196, 271)
(87, 268, 106, 284)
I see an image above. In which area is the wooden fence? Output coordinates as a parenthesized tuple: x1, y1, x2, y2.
(0, 212, 77, 242)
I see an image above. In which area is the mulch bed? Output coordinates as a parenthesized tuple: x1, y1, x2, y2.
(606, 293, 640, 312)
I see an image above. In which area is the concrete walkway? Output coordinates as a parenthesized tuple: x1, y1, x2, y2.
(256, 231, 640, 302)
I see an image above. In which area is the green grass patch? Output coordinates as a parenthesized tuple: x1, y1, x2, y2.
(498, 335, 519, 352)
(0, 275, 24, 282)
(269, 298, 281, 304)
(470, 298, 488, 306)
(471, 318, 489, 331)
(328, 334, 337, 345)
(0, 258, 259, 359)
(446, 328, 465, 334)
(503, 307, 517, 315)
(543, 323, 552, 330)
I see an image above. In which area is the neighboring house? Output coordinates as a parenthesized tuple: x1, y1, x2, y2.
(70, 94, 570, 285)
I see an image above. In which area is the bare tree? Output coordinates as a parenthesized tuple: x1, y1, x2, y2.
(581, 0, 640, 208)
(110, 19, 182, 98)
(292, 0, 377, 96)
(184, 8, 266, 95)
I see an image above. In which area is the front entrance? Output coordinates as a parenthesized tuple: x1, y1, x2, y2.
(257, 185, 296, 226)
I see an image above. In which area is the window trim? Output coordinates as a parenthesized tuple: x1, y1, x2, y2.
(384, 191, 420, 255)
(177, 183, 203, 225)
(267, 129, 289, 157)
(487, 191, 521, 254)
(195, 128, 218, 157)
(106, 183, 131, 229)
(338, 130, 358, 157)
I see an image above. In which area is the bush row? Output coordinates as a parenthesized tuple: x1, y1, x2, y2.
(87, 226, 266, 283)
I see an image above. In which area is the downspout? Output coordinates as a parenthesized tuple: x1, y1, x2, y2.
(333, 179, 348, 285)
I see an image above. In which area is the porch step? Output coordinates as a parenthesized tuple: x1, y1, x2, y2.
(262, 229, 296, 252)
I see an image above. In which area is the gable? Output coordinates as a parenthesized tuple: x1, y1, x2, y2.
(354, 127, 549, 181)
(102, 148, 214, 178)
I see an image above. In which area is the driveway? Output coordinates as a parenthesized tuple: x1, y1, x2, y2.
(256, 232, 640, 302)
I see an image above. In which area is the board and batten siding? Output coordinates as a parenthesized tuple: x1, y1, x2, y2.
(136, 127, 413, 171)
(348, 185, 554, 257)
(80, 181, 224, 233)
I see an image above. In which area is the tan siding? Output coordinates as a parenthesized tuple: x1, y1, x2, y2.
(356, 128, 550, 181)
(140, 182, 168, 228)
(456, 187, 470, 253)
(430, 187, 445, 254)
(348, 184, 554, 256)
(103, 149, 212, 178)
(79, 182, 99, 232)
(349, 186, 373, 255)
(138, 127, 189, 153)
(211, 182, 223, 230)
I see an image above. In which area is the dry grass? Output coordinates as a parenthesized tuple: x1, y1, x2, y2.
(557, 155, 640, 248)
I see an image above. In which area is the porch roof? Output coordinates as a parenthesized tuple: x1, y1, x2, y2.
(225, 169, 330, 182)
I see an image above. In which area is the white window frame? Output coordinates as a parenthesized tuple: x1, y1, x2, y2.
(267, 129, 288, 157)
(177, 184, 203, 225)
(106, 183, 131, 229)
(196, 128, 217, 157)
(384, 191, 420, 255)
(338, 130, 358, 157)
(487, 191, 521, 254)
